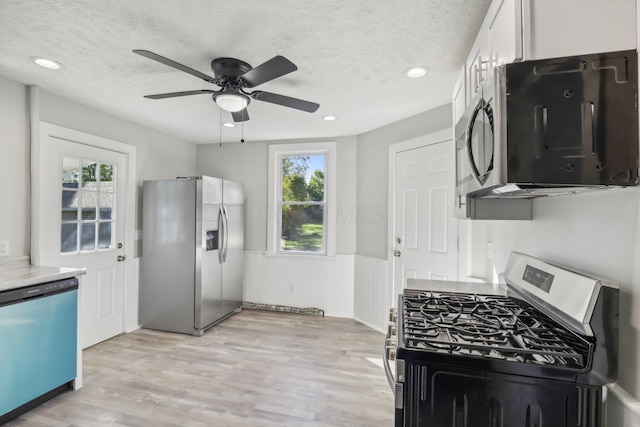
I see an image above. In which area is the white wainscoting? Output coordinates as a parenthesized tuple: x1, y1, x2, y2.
(243, 252, 355, 318)
(353, 255, 389, 333)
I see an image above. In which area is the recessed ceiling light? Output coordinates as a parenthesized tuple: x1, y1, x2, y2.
(322, 115, 337, 121)
(405, 67, 429, 78)
(30, 56, 63, 70)
(222, 122, 236, 128)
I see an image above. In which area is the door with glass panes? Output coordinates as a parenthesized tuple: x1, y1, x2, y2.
(39, 136, 126, 349)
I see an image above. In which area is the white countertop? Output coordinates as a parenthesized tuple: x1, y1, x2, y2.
(406, 278, 507, 295)
(0, 256, 86, 293)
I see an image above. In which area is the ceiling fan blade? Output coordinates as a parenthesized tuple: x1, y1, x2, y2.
(240, 56, 297, 88)
(251, 91, 319, 113)
(133, 50, 216, 84)
(144, 90, 215, 99)
(232, 109, 250, 122)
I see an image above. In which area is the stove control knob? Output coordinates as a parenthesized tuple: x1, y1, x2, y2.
(389, 309, 397, 323)
(387, 323, 397, 337)
(386, 338, 396, 348)
(387, 347, 396, 361)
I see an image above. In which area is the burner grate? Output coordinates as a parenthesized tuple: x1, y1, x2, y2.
(401, 290, 588, 368)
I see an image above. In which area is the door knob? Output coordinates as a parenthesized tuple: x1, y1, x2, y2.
(393, 250, 402, 257)
(117, 255, 126, 262)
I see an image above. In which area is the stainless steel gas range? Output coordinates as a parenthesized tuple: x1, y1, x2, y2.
(384, 252, 619, 427)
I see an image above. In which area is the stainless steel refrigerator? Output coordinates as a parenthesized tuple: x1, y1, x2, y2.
(140, 176, 244, 335)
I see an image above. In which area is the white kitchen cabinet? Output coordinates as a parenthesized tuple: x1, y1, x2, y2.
(523, 0, 636, 60)
(465, 32, 490, 101)
(485, 0, 636, 67)
(452, 66, 466, 220)
(456, 0, 636, 115)
(489, 0, 522, 69)
(452, 66, 466, 126)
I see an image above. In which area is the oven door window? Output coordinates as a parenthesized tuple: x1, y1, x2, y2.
(466, 99, 494, 186)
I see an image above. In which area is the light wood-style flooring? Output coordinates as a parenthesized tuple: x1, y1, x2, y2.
(5, 310, 394, 426)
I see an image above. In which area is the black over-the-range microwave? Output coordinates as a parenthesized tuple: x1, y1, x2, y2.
(455, 49, 639, 220)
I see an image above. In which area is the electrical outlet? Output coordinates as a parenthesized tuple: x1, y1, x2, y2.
(486, 241, 493, 260)
(289, 282, 295, 292)
(0, 240, 9, 257)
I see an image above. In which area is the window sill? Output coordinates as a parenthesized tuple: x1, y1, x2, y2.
(263, 251, 336, 259)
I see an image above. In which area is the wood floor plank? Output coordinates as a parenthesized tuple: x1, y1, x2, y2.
(5, 310, 394, 426)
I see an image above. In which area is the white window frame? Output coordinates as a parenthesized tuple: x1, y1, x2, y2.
(267, 141, 336, 256)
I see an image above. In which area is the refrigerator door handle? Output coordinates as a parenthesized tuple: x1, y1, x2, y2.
(222, 205, 230, 263)
(218, 206, 224, 264)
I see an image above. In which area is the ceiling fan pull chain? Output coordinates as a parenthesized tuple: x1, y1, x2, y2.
(241, 119, 245, 143)
(219, 108, 222, 147)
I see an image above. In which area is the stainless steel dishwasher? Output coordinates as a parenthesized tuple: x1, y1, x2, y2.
(0, 277, 78, 424)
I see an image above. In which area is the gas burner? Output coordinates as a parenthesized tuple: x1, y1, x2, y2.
(401, 290, 588, 367)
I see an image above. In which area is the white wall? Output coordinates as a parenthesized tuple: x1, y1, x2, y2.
(468, 187, 640, 425)
(37, 90, 198, 329)
(356, 104, 452, 260)
(353, 105, 453, 331)
(0, 76, 30, 257)
(38, 91, 198, 233)
(196, 136, 357, 253)
(0, 76, 198, 333)
(196, 136, 357, 316)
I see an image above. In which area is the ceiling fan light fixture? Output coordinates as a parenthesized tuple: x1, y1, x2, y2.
(215, 93, 249, 112)
(322, 115, 337, 121)
(222, 122, 236, 128)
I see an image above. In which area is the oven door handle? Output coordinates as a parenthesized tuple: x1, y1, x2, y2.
(383, 335, 396, 392)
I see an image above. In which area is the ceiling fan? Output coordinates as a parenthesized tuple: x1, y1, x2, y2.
(133, 50, 320, 122)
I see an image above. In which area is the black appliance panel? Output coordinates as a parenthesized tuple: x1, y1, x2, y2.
(505, 50, 638, 186)
(400, 362, 602, 427)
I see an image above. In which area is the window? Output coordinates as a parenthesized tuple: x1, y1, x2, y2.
(60, 156, 116, 254)
(279, 154, 326, 252)
(268, 142, 336, 255)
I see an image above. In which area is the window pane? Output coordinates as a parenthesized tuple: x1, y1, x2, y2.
(81, 223, 96, 251)
(282, 175, 308, 202)
(280, 154, 325, 202)
(307, 155, 325, 202)
(82, 160, 98, 190)
(280, 204, 324, 252)
(99, 163, 115, 192)
(98, 222, 112, 249)
(99, 192, 113, 219)
(81, 191, 97, 220)
(62, 157, 80, 189)
(61, 223, 78, 253)
(61, 190, 78, 220)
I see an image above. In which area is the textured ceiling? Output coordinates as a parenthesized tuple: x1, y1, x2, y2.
(0, 0, 491, 144)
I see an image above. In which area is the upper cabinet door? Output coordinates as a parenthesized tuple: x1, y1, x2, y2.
(452, 66, 466, 126)
(489, 0, 523, 69)
(524, 0, 636, 60)
(466, 32, 490, 100)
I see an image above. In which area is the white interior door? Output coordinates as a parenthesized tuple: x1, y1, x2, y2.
(392, 139, 458, 299)
(36, 131, 127, 349)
